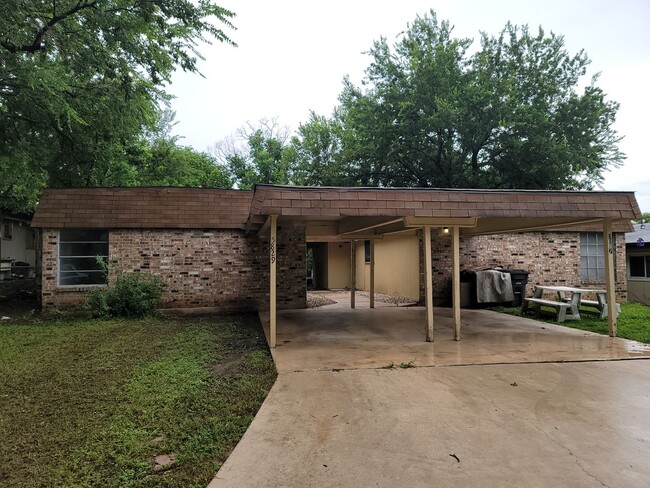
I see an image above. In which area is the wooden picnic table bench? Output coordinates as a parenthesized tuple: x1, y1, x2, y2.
(522, 285, 620, 323)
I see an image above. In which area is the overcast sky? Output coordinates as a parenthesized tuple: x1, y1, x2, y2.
(168, 0, 650, 212)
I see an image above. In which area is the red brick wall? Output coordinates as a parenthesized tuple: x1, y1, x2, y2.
(41, 224, 306, 311)
(419, 231, 627, 305)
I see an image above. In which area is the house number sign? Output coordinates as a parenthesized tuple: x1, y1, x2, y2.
(270, 237, 276, 264)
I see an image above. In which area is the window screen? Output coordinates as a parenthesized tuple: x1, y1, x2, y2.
(59, 229, 108, 286)
(580, 232, 605, 281)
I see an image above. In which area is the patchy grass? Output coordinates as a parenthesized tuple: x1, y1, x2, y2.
(492, 303, 650, 343)
(0, 314, 276, 487)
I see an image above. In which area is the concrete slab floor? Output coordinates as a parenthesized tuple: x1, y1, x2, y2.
(210, 360, 650, 488)
(261, 292, 650, 373)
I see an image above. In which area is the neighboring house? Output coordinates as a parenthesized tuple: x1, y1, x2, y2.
(0, 215, 37, 280)
(30, 186, 638, 316)
(626, 223, 650, 305)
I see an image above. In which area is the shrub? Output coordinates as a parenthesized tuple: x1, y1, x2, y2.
(85, 272, 164, 319)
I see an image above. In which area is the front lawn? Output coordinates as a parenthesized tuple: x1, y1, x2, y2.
(493, 302, 650, 343)
(0, 314, 276, 487)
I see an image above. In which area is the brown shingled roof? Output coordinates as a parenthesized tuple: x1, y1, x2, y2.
(31, 185, 641, 234)
(251, 185, 641, 221)
(31, 188, 253, 229)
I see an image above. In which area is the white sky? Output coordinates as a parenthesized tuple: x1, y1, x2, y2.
(168, 0, 650, 212)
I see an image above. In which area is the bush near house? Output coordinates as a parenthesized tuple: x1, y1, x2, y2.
(0, 314, 276, 487)
(85, 271, 164, 318)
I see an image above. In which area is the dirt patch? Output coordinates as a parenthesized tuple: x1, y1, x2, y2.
(0, 279, 39, 322)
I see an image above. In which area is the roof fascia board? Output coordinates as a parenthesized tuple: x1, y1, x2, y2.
(464, 218, 607, 236)
(403, 217, 478, 228)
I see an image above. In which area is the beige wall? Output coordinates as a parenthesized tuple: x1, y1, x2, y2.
(1, 220, 36, 266)
(327, 242, 350, 289)
(354, 235, 420, 300)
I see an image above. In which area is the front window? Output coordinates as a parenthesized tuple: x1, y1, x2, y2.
(2, 222, 12, 240)
(580, 232, 605, 281)
(629, 255, 650, 279)
(58, 229, 108, 286)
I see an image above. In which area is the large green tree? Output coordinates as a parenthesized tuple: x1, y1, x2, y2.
(214, 118, 296, 189)
(0, 0, 235, 212)
(291, 110, 357, 187)
(297, 11, 623, 190)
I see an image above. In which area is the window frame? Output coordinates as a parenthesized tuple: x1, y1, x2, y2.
(580, 232, 606, 282)
(364, 240, 371, 264)
(2, 222, 12, 240)
(57, 229, 109, 288)
(628, 253, 650, 281)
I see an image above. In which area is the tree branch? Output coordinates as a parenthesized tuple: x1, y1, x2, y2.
(1, 0, 99, 54)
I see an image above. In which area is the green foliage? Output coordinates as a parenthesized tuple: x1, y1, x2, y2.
(216, 118, 296, 189)
(291, 111, 354, 186)
(294, 11, 623, 190)
(86, 271, 164, 318)
(0, 0, 235, 213)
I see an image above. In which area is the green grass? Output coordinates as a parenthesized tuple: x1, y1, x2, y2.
(0, 314, 277, 487)
(492, 302, 650, 343)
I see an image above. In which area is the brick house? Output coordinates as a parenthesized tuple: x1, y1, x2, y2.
(31, 185, 640, 344)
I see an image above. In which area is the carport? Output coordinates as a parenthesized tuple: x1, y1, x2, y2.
(246, 185, 641, 347)
(258, 292, 650, 372)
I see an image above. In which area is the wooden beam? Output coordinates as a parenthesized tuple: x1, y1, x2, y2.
(424, 226, 434, 342)
(338, 217, 401, 235)
(603, 219, 617, 337)
(257, 216, 272, 237)
(305, 222, 339, 237)
(404, 217, 477, 228)
(451, 226, 461, 341)
(350, 240, 356, 309)
(369, 239, 375, 309)
(464, 218, 605, 236)
(269, 215, 278, 348)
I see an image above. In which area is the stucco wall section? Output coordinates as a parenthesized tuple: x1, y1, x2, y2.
(354, 235, 420, 300)
(41, 225, 306, 311)
(419, 231, 627, 305)
(327, 242, 351, 289)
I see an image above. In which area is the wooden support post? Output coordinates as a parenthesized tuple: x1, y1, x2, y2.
(350, 240, 356, 309)
(269, 215, 278, 348)
(603, 219, 617, 337)
(424, 226, 434, 342)
(369, 239, 375, 309)
(451, 225, 461, 341)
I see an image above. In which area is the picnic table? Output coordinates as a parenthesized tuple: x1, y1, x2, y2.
(522, 285, 620, 323)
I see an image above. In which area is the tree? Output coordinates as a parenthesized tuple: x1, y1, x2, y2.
(326, 11, 623, 190)
(0, 0, 235, 213)
(212, 118, 296, 189)
(291, 110, 357, 186)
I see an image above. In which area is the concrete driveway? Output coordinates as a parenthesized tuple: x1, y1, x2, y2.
(210, 299, 650, 487)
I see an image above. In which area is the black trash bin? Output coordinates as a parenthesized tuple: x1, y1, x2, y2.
(504, 269, 529, 307)
(459, 270, 477, 308)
